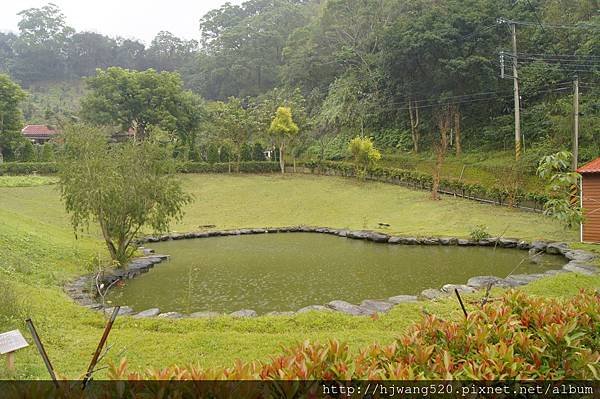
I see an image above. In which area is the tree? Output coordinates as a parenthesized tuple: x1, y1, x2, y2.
(268, 107, 299, 173)
(81, 67, 204, 144)
(537, 151, 583, 229)
(347, 136, 381, 179)
(0, 74, 27, 162)
(211, 97, 257, 172)
(58, 124, 192, 266)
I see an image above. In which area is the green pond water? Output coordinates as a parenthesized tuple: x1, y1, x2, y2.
(106, 233, 564, 314)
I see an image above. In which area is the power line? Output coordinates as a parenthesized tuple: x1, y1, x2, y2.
(507, 19, 600, 31)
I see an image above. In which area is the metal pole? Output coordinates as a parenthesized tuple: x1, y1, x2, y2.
(82, 306, 120, 389)
(25, 318, 59, 387)
(454, 289, 468, 319)
(572, 76, 579, 171)
(511, 23, 521, 161)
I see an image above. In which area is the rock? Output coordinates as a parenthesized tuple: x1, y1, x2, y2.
(367, 232, 389, 243)
(387, 295, 418, 304)
(438, 237, 458, 245)
(401, 237, 420, 245)
(296, 305, 331, 313)
(564, 250, 597, 263)
(546, 242, 568, 255)
(326, 300, 374, 316)
(347, 231, 369, 240)
(498, 238, 518, 248)
(133, 308, 160, 318)
(170, 233, 185, 240)
(563, 262, 599, 276)
(103, 306, 134, 316)
(238, 229, 253, 235)
(477, 239, 494, 246)
(457, 239, 475, 246)
(230, 309, 258, 318)
(517, 240, 531, 250)
(421, 238, 440, 245)
(387, 236, 403, 244)
(421, 288, 448, 300)
(530, 241, 547, 252)
(193, 232, 209, 238)
(466, 276, 504, 289)
(441, 284, 476, 294)
(251, 228, 268, 234)
(544, 269, 569, 275)
(336, 230, 349, 237)
(265, 311, 295, 316)
(189, 311, 221, 318)
(360, 299, 394, 313)
(157, 312, 184, 319)
(505, 274, 545, 285)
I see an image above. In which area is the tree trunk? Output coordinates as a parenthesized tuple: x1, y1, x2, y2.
(432, 107, 450, 200)
(279, 144, 285, 174)
(408, 99, 420, 153)
(454, 105, 461, 157)
(236, 151, 241, 173)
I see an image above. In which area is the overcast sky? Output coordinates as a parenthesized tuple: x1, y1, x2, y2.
(0, 0, 241, 45)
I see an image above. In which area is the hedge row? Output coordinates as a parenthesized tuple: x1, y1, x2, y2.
(177, 161, 280, 173)
(0, 162, 58, 175)
(304, 160, 549, 209)
(0, 161, 280, 175)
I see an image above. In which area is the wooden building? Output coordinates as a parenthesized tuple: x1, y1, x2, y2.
(21, 125, 59, 144)
(578, 157, 600, 243)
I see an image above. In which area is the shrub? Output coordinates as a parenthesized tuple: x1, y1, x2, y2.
(177, 161, 280, 174)
(469, 225, 491, 240)
(110, 290, 599, 381)
(0, 162, 58, 175)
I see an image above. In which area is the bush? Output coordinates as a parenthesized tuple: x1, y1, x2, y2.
(177, 161, 280, 174)
(469, 224, 491, 240)
(0, 162, 58, 175)
(110, 290, 599, 381)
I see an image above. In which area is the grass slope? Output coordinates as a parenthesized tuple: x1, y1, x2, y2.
(0, 174, 596, 379)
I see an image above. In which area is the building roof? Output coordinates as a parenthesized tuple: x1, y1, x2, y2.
(21, 125, 59, 137)
(577, 157, 600, 174)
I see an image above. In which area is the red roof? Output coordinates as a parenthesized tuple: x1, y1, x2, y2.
(21, 125, 58, 136)
(577, 157, 600, 174)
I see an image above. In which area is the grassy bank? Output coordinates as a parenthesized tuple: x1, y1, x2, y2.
(0, 173, 596, 379)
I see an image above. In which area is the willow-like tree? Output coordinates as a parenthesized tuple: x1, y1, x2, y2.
(268, 106, 299, 174)
(58, 124, 192, 266)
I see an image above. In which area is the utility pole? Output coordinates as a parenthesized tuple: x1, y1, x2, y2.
(511, 22, 521, 160)
(572, 76, 579, 171)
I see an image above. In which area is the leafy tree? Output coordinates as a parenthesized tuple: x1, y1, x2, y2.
(537, 151, 583, 229)
(211, 97, 257, 171)
(0, 74, 27, 162)
(347, 136, 381, 179)
(58, 124, 192, 266)
(268, 106, 299, 173)
(81, 67, 204, 144)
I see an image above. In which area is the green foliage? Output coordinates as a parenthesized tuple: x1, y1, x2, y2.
(206, 143, 220, 164)
(177, 161, 279, 174)
(57, 124, 192, 265)
(347, 136, 381, 179)
(537, 151, 583, 229)
(469, 225, 491, 241)
(81, 67, 205, 146)
(268, 106, 299, 173)
(109, 290, 599, 381)
(0, 161, 58, 175)
(0, 74, 27, 161)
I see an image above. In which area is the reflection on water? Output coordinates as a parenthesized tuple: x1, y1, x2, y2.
(106, 233, 564, 314)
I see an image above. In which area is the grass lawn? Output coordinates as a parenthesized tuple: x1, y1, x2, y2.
(0, 173, 597, 379)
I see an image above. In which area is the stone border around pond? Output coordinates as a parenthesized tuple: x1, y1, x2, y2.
(64, 226, 599, 318)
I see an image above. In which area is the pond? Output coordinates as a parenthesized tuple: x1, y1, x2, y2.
(106, 233, 564, 314)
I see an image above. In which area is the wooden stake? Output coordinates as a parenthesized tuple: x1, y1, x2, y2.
(6, 352, 15, 372)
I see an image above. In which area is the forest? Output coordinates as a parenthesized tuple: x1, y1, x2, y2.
(0, 0, 599, 166)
